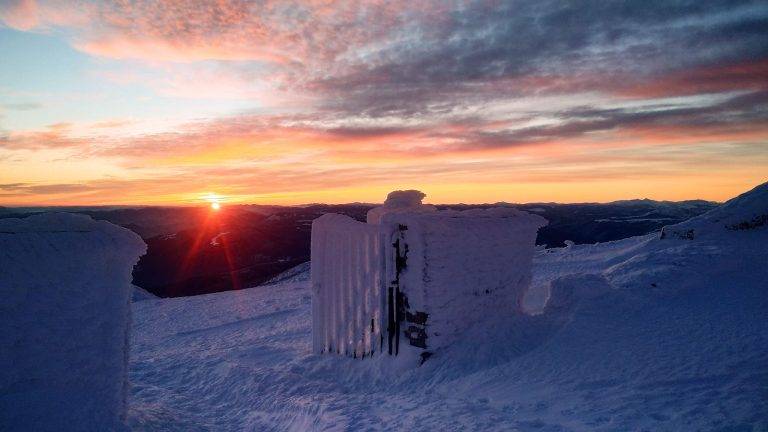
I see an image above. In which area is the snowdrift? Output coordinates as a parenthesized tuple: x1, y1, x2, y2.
(0, 213, 146, 431)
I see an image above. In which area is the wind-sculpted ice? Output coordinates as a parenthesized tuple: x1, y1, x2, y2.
(0, 213, 146, 432)
(312, 190, 547, 364)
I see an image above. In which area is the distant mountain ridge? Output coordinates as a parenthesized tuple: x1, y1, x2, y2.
(0, 198, 718, 297)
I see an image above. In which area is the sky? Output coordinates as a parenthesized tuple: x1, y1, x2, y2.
(0, 0, 766, 206)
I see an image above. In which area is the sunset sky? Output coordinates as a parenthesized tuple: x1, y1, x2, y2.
(1, 0, 766, 206)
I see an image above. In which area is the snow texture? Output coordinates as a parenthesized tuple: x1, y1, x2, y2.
(661, 181, 768, 239)
(132, 285, 158, 302)
(313, 191, 547, 363)
(366, 189, 436, 224)
(0, 213, 146, 432)
(311, 214, 387, 357)
(381, 207, 547, 360)
(125, 182, 767, 431)
(264, 261, 311, 285)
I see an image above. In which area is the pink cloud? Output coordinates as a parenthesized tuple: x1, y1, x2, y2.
(0, 0, 38, 31)
(617, 60, 768, 98)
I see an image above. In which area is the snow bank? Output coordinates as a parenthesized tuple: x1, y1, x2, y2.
(312, 190, 547, 364)
(0, 213, 146, 431)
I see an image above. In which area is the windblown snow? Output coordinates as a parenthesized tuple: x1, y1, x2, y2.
(4, 184, 768, 431)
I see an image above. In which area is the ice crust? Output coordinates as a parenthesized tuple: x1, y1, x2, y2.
(313, 191, 547, 362)
(0, 213, 146, 431)
(366, 189, 437, 224)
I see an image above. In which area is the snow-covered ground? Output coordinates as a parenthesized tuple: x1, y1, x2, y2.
(126, 183, 766, 431)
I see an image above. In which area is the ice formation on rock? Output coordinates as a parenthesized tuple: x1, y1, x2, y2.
(0, 213, 146, 431)
(312, 190, 547, 364)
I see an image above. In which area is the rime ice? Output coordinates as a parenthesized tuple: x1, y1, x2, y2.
(0, 213, 146, 431)
(366, 189, 437, 224)
(312, 190, 547, 363)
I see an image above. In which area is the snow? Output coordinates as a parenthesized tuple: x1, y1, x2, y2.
(0, 213, 146, 432)
(366, 189, 436, 224)
(312, 192, 547, 363)
(311, 213, 387, 357)
(133, 285, 158, 302)
(661, 181, 768, 239)
(263, 261, 311, 285)
(209, 232, 230, 247)
(125, 182, 767, 431)
(0, 186, 768, 432)
(380, 207, 547, 361)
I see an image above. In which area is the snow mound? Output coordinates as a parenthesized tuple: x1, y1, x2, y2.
(366, 189, 436, 224)
(0, 213, 146, 431)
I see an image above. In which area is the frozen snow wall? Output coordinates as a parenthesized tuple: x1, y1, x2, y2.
(312, 191, 547, 363)
(0, 213, 146, 431)
(383, 208, 547, 359)
(311, 214, 387, 356)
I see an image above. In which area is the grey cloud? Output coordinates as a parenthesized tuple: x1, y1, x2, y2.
(1, 102, 42, 111)
(0, 183, 94, 195)
(312, 0, 768, 116)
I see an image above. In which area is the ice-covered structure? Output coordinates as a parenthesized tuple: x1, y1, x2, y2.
(311, 190, 547, 363)
(0, 213, 146, 431)
(365, 189, 437, 224)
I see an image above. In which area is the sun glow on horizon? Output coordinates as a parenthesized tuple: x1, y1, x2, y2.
(202, 192, 224, 211)
(0, 2, 765, 207)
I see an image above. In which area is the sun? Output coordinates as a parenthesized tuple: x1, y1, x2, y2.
(201, 192, 224, 211)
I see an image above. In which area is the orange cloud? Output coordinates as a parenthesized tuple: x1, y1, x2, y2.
(2, 1, 766, 205)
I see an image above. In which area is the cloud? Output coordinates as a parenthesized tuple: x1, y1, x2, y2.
(2, 0, 767, 204)
(4, 88, 766, 164)
(13, 1, 767, 107)
(0, 0, 38, 31)
(0, 182, 93, 195)
(1, 102, 42, 111)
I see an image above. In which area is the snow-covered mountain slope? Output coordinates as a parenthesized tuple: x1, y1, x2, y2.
(262, 261, 310, 285)
(128, 184, 768, 431)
